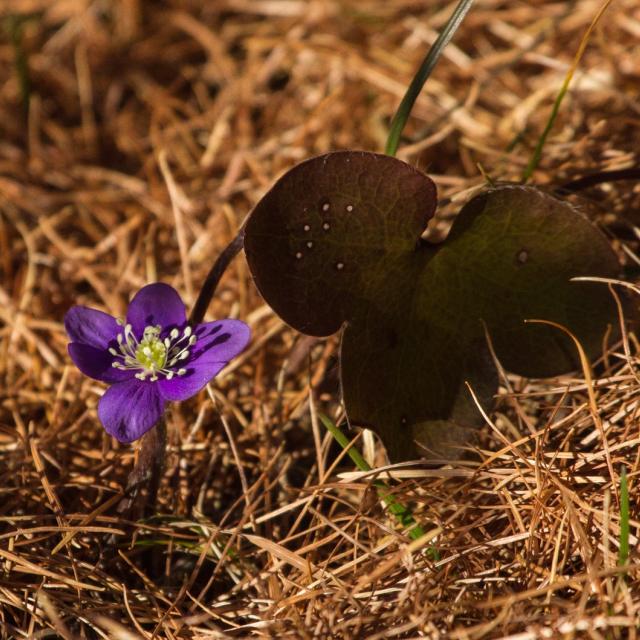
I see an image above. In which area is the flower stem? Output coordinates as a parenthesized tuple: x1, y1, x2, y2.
(384, 0, 474, 157)
(190, 227, 245, 325)
(117, 417, 167, 519)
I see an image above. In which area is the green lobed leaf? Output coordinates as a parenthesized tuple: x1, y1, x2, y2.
(245, 152, 619, 461)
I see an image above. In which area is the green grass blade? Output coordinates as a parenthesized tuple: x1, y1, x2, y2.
(385, 0, 474, 157)
(618, 466, 629, 569)
(522, 0, 613, 181)
(318, 413, 428, 543)
(319, 411, 370, 472)
(5, 16, 32, 116)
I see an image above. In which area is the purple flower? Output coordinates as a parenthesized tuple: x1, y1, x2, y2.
(64, 283, 250, 443)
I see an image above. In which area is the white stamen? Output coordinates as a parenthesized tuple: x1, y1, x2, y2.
(110, 322, 198, 381)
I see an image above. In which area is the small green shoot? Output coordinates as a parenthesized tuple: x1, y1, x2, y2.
(385, 0, 474, 157)
(522, 0, 613, 181)
(618, 466, 629, 570)
(318, 412, 429, 545)
(4, 15, 32, 116)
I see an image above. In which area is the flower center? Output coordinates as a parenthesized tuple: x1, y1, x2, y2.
(109, 322, 197, 381)
(135, 327, 167, 371)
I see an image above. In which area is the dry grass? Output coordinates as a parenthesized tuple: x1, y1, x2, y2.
(1, 0, 639, 638)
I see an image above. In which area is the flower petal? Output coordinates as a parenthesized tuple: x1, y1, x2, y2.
(98, 379, 166, 443)
(68, 343, 133, 383)
(158, 319, 250, 401)
(126, 283, 186, 336)
(65, 306, 121, 349)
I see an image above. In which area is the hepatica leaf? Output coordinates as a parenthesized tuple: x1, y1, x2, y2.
(245, 152, 619, 461)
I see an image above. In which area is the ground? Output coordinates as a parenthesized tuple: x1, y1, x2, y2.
(0, 1, 639, 638)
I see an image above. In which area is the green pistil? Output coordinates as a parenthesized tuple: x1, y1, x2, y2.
(110, 322, 195, 381)
(135, 326, 167, 372)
